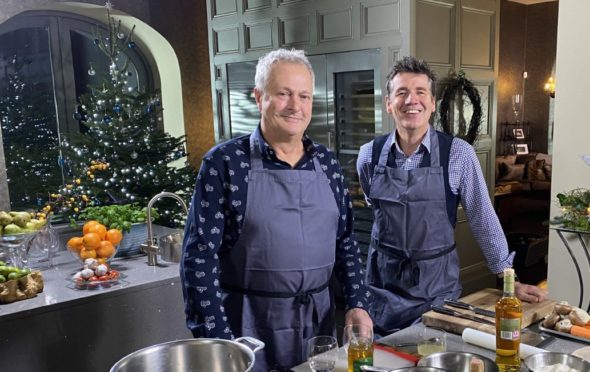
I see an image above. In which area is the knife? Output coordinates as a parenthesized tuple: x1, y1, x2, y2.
(443, 298, 496, 318)
(431, 305, 495, 325)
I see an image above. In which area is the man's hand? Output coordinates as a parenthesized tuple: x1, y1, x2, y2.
(344, 308, 373, 329)
(515, 282, 549, 303)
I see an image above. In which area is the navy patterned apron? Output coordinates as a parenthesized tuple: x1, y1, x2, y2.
(220, 131, 340, 371)
(367, 130, 462, 335)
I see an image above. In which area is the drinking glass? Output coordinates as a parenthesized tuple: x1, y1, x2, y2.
(511, 94, 522, 123)
(342, 324, 373, 372)
(417, 327, 447, 357)
(307, 335, 338, 372)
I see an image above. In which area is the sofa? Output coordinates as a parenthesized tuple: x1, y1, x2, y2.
(494, 153, 552, 235)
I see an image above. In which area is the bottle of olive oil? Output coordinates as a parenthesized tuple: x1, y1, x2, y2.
(495, 268, 522, 371)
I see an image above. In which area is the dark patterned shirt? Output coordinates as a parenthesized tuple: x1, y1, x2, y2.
(181, 128, 370, 339)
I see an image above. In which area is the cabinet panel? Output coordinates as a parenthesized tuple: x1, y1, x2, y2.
(212, 0, 238, 17)
(361, 1, 401, 36)
(244, 21, 273, 51)
(461, 7, 494, 68)
(416, 0, 454, 66)
(278, 15, 310, 46)
(318, 7, 352, 42)
(213, 27, 240, 54)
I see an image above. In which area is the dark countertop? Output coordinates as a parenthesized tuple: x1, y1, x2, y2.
(0, 249, 182, 321)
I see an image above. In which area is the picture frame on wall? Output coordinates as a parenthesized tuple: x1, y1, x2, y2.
(513, 128, 525, 139)
(515, 143, 529, 155)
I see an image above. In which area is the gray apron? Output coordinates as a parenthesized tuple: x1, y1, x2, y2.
(219, 131, 340, 371)
(367, 130, 462, 335)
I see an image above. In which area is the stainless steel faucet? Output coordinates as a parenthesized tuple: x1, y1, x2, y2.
(141, 191, 188, 266)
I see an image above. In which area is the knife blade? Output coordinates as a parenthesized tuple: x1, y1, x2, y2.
(430, 305, 495, 325)
(443, 298, 496, 318)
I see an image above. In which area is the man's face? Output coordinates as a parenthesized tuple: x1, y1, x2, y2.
(255, 61, 313, 140)
(385, 72, 435, 132)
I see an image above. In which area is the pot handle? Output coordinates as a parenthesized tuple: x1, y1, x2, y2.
(235, 336, 265, 353)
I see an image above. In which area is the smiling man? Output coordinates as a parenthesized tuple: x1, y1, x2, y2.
(181, 48, 372, 371)
(356, 56, 547, 335)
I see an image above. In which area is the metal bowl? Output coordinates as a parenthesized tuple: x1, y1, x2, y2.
(524, 352, 590, 371)
(361, 366, 449, 372)
(110, 337, 264, 372)
(417, 351, 499, 372)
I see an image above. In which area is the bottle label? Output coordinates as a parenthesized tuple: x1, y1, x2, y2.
(499, 318, 521, 340)
(353, 357, 373, 372)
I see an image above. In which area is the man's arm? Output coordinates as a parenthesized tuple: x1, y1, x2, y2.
(330, 152, 372, 327)
(180, 158, 233, 339)
(356, 141, 374, 203)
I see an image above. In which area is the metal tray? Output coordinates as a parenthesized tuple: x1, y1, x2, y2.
(538, 324, 590, 344)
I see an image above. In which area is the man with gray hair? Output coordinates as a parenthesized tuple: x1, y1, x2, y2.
(181, 48, 372, 371)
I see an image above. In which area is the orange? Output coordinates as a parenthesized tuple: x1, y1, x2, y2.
(83, 220, 100, 235)
(97, 258, 108, 265)
(82, 232, 101, 250)
(67, 237, 84, 252)
(79, 248, 97, 260)
(87, 223, 107, 240)
(105, 229, 123, 245)
(96, 240, 116, 258)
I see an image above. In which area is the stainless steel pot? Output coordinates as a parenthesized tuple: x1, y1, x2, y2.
(361, 366, 449, 372)
(110, 337, 264, 372)
(158, 232, 183, 263)
(417, 351, 499, 372)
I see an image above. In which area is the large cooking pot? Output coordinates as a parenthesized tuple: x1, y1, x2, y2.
(110, 337, 264, 372)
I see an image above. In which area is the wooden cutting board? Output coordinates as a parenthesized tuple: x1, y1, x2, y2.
(422, 288, 556, 335)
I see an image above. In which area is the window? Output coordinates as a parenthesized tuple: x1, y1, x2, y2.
(0, 10, 154, 209)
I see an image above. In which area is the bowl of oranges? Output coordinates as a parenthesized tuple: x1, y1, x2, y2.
(67, 220, 123, 265)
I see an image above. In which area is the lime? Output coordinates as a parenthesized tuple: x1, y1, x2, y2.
(0, 274, 6, 283)
(7, 272, 19, 280)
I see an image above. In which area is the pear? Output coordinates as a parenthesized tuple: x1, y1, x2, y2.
(11, 213, 30, 228)
(0, 211, 12, 226)
(24, 221, 37, 232)
(3, 223, 22, 235)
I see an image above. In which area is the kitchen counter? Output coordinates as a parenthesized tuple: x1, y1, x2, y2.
(0, 249, 192, 372)
(293, 322, 588, 371)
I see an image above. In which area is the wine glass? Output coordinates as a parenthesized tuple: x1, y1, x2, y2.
(511, 94, 522, 123)
(307, 335, 338, 372)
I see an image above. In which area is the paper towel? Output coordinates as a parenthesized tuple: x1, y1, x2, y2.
(462, 328, 547, 359)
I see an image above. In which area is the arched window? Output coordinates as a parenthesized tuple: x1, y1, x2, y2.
(0, 5, 182, 210)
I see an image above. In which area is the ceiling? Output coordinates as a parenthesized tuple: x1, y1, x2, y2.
(507, 0, 557, 5)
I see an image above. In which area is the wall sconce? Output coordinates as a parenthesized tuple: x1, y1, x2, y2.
(544, 77, 555, 98)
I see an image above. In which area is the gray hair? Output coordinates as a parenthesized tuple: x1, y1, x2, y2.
(254, 48, 315, 93)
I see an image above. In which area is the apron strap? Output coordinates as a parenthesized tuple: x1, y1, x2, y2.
(220, 280, 330, 305)
(249, 130, 264, 170)
(375, 240, 455, 287)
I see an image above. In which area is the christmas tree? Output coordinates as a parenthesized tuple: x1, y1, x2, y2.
(59, 4, 195, 227)
(0, 54, 62, 209)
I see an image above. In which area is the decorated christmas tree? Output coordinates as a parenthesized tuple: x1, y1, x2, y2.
(0, 55, 62, 209)
(58, 4, 195, 227)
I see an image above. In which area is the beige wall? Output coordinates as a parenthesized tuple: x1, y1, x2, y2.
(547, 0, 590, 307)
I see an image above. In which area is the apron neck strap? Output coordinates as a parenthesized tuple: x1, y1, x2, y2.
(378, 133, 395, 166)
(249, 131, 264, 170)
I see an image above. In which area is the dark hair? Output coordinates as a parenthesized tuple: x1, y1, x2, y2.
(385, 56, 436, 96)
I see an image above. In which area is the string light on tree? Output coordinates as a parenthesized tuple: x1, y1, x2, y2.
(60, 2, 195, 226)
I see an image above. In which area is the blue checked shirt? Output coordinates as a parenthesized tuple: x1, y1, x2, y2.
(181, 128, 370, 339)
(356, 126, 514, 274)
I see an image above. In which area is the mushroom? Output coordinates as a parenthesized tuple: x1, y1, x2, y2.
(568, 307, 590, 326)
(554, 318, 573, 333)
(542, 310, 561, 329)
(554, 301, 573, 315)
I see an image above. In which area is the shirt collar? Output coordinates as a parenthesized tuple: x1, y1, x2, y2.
(253, 124, 317, 160)
(392, 125, 432, 155)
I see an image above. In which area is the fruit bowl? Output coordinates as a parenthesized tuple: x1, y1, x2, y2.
(0, 231, 39, 268)
(67, 221, 123, 265)
(68, 258, 126, 290)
